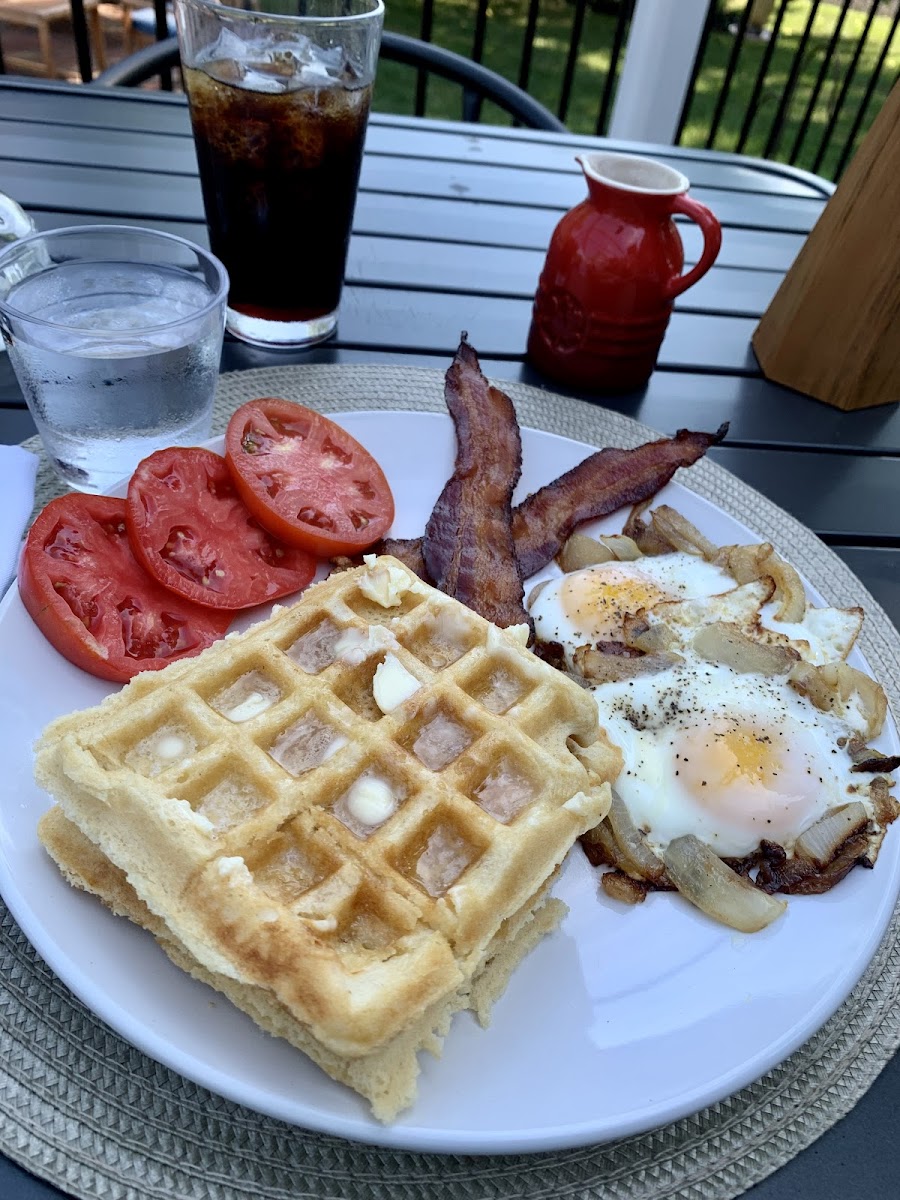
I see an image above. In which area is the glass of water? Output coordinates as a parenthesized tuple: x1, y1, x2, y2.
(0, 225, 229, 493)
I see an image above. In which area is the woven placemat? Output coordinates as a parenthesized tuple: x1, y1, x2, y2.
(5, 363, 900, 1200)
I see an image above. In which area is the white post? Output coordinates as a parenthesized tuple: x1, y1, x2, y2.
(607, 0, 711, 145)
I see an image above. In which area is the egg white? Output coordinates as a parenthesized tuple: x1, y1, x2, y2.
(591, 659, 861, 858)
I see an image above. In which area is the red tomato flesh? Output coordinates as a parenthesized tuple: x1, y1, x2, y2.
(19, 494, 232, 683)
(126, 447, 317, 610)
(224, 398, 394, 558)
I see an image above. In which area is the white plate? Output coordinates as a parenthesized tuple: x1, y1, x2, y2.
(1, 410, 898, 1155)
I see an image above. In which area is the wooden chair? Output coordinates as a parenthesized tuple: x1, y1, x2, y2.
(0, 0, 106, 78)
(93, 29, 567, 132)
(113, 0, 173, 55)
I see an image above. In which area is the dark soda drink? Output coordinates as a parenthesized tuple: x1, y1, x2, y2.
(183, 62, 371, 329)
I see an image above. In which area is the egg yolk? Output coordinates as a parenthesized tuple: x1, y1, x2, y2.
(561, 566, 671, 642)
(676, 722, 821, 847)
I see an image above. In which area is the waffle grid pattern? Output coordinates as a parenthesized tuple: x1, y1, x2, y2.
(37, 557, 609, 1055)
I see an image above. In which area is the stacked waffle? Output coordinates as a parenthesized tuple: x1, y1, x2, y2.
(35, 556, 618, 1120)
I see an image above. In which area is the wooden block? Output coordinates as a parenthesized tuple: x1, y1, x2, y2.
(751, 79, 900, 411)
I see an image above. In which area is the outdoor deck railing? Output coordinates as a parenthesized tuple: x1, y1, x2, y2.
(0, 0, 897, 181)
(679, 0, 900, 181)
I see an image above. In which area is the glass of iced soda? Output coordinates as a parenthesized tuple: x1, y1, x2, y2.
(0, 225, 228, 493)
(174, 0, 384, 348)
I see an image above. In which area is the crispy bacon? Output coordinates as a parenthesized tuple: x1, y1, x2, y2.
(512, 425, 728, 579)
(375, 425, 727, 583)
(422, 337, 528, 628)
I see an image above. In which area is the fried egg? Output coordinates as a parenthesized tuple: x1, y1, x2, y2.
(592, 659, 865, 858)
(530, 555, 861, 669)
(528, 553, 736, 651)
(526, 546, 887, 867)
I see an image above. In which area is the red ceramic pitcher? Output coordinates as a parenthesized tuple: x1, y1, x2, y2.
(527, 152, 722, 392)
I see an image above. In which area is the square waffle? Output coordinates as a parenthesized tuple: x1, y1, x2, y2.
(35, 556, 618, 1118)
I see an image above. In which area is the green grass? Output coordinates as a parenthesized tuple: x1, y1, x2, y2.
(373, 0, 900, 180)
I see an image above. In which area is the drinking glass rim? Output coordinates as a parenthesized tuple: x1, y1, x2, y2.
(0, 223, 230, 335)
(174, 0, 385, 27)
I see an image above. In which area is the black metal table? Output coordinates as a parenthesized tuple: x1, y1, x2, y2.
(1, 74, 899, 1200)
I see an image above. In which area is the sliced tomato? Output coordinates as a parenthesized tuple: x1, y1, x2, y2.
(224, 398, 394, 557)
(126, 446, 317, 611)
(19, 494, 233, 683)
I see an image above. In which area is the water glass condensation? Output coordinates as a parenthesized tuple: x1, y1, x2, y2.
(0, 225, 228, 493)
(174, 0, 384, 349)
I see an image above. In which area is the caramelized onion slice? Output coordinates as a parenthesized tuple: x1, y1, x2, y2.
(663, 834, 787, 932)
(789, 660, 888, 740)
(871, 776, 900, 833)
(623, 614, 676, 654)
(525, 579, 553, 609)
(607, 794, 667, 882)
(557, 531, 643, 572)
(794, 802, 869, 868)
(847, 737, 900, 773)
(648, 505, 718, 560)
(601, 871, 652, 905)
(557, 533, 615, 573)
(766, 554, 806, 622)
(623, 500, 677, 556)
(572, 645, 681, 683)
(692, 621, 799, 676)
(714, 543, 806, 622)
(599, 534, 642, 562)
(714, 542, 774, 585)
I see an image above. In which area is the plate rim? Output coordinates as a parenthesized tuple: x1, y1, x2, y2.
(4, 377, 900, 1161)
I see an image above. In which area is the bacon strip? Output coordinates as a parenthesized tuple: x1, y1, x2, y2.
(379, 425, 727, 582)
(379, 536, 427, 577)
(422, 338, 527, 628)
(512, 424, 728, 579)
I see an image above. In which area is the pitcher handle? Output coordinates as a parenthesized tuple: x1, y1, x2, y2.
(664, 194, 722, 301)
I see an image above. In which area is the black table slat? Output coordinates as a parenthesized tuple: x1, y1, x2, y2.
(0, 79, 189, 133)
(23, 197, 808, 277)
(581, 370, 900, 456)
(356, 195, 809, 265)
(0, 1157, 59, 1200)
(0, 404, 38, 443)
(0, 114, 825, 202)
(833, 546, 900, 618)
(364, 131, 831, 197)
(709, 446, 900, 544)
(360, 161, 826, 231)
(330, 289, 761, 370)
(350, 238, 782, 314)
(0, 79, 833, 200)
(0, 130, 826, 235)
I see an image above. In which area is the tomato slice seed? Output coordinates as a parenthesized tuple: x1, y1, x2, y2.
(54, 581, 100, 632)
(45, 522, 86, 562)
